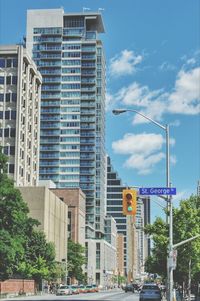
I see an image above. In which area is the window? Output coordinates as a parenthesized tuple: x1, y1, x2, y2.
(0, 59, 5, 68)
(10, 128, 16, 137)
(0, 94, 4, 101)
(10, 146, 15, 155)
(0, 76, 4, 84)
(12, 93, 17, 102)
(11, 111, 16, 119)
(12, 76, 17, 85)
(9, 164, 14, 173)
(6, 59, 12, 68)
(6, 93, 10, 102)
(13, 59, 18, 67)
(6, 76, 11, 85)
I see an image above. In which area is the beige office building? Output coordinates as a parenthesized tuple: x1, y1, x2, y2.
(127, 216, 138, 282)
(19, 186, 68, 262)
(0, 45, 42, 186)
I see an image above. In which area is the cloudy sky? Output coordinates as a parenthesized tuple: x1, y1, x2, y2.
(0, 0, 199, 221)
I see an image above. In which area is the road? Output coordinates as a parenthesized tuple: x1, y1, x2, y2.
(4, 289, 139, 301)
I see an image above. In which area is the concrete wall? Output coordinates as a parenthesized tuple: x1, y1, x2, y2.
(19, 186, 67, 262)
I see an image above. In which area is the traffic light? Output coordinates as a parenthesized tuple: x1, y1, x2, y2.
(122, 189, 137, 215)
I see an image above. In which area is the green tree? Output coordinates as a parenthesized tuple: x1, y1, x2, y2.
(0, 149, 39, 279)
(0, 149, 58, 284)
(144, 195, 200, 285)
(67, 239, 86, 283)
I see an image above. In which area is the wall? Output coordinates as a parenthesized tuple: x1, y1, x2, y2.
(0, 279, 35, 295)
(19, 186, 67, 262)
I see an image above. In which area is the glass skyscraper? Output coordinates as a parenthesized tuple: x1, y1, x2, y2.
(26, 9, 106, 238)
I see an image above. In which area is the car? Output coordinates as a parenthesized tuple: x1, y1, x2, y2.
(56, 285, 72, 295)
(139, 283, 162, 301)
(78, 284, 86, 293)
(71, 285, 79, 294)
(92, 284, 99, 292)
(124, 283, 135, 293)
(85, 285, 95, 293)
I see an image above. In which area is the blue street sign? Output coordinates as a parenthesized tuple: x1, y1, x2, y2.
(139, 187, 176, 195)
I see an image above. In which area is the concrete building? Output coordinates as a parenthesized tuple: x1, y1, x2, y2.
(18, 186, 68, 262)
(50, 188, 86, 246)
(26, 9, 106, 240)
(126, 216, 138, 282)
(104, 215, 117, 247)
(135, 196, 150, 278)
(106, 156, 129, 274)
(85, 216, 117, 286)
(116, 233, 125, 277)
(0, 45, 42, 186)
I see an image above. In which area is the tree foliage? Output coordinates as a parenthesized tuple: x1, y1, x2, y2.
(144, 195, 200, 285)
(0, 149, 58, 282)
(67, 239, 86, 283)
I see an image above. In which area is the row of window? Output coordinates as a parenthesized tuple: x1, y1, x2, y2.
(62, 83, 80, 90)
(0, 76, 18, 85)
(60, 136, 80, 142)
(0, 128, 16, 137)
(62, 75, 81, 81)
(62, 68, 81, 74)
(0, 58, 18, 68)
(0, 93, 17, 102)
(3, 145, 15, 155)
(0, 110, 16, 119)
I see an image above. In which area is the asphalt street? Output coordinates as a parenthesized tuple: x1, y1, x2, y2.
(4, 290, 139, 301)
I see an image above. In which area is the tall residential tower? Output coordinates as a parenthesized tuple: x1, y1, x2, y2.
(26, 9, 106, 238)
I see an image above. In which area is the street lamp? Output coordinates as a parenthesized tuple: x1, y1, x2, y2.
(112, 108, 173, 301)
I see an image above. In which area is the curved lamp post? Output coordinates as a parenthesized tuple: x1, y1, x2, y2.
(112, 108, 173, 301)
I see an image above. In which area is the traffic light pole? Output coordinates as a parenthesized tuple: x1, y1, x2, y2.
(113, 109, 173, 301)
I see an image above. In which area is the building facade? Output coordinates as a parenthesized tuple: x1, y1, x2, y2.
(0, 45, 42, 186)
(26, 9, 106, 239)
(135, 196, 150, 278)
(19, 186, 68, 262)
(51, 188, 86, 246)
(116, 233, 124, 276)
(106, 156, 128, 274)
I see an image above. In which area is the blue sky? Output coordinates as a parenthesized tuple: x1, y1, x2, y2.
(0, 0, 199, 221)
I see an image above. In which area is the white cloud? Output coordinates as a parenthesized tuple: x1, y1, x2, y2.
(124, 152, 165, 175)
(168, 67, 200, 114)
(159, 61, 176, 71)
(112, 132, 167, 174)
(109, 49, 143, 77)
(107, 65, 200, 118)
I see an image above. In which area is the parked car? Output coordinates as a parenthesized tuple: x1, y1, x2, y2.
(78, 284, 86, 293)
(56, 285, 72, 295)
(85, 285, 94, 293)
(124, 283, 135, 293)
(71, 285, 79, 294)
(92, 284, 99, 292)
(139, 283, 162, 301)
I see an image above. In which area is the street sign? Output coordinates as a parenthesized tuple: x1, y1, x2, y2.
(139, 187, 176, 195)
